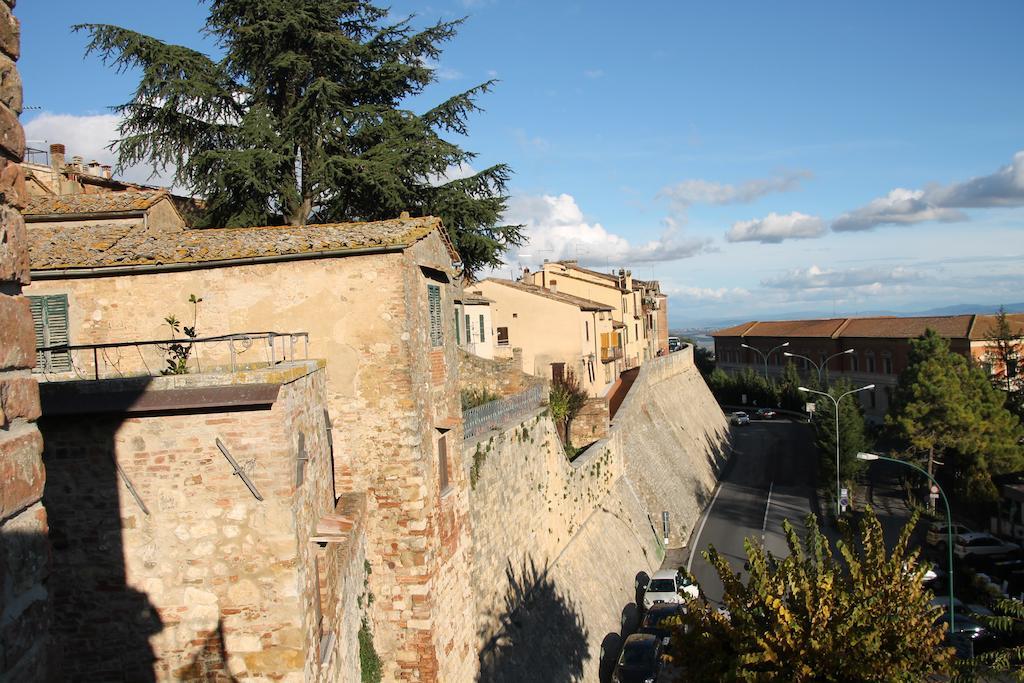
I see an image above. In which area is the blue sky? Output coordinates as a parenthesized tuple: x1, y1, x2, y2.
(17, 1, 1024, 327)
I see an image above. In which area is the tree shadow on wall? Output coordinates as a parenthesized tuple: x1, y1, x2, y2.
(175, 619, 239, 682)
(477, 557, 590, 683)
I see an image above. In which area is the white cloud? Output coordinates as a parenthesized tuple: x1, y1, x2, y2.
(23, 111, 175, 188)
(583, 69, 604, 80)
(503, 193, 710, 268)
(426, 162, 477, 187)
(928, 150, 1024, 208)
(831, 187, 966, 232)
(726, 211, 825, 244)
(761, 264, 926, 290)
(665, 285, 751, 302)
(659, 170, 811, 211)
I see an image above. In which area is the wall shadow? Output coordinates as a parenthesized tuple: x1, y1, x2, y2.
(39, 379, 166, 680)
(175, 619, 239, 682)
(478, 557, 590, 683)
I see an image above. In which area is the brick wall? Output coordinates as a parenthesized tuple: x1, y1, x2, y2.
(38, 362, 365, 681)
(458, 348, 544, 399)
(0, 3, 49, 680)
(569, 396, 609, 446)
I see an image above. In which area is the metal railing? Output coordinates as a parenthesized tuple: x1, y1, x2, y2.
(35, 331, 310, 381)
(463, 383, 545, 439)
(601, 346, 623, 362)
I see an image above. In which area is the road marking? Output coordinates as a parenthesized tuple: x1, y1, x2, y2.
(686, 482, 725, 575)
(761, 481, 774, 544)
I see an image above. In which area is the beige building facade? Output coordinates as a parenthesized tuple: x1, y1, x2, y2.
(25, 215, 477, 681)
(474, 278, 617, 396)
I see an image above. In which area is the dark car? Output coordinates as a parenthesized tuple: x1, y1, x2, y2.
(612, 633, 663, 683)
(638, 603, 685, 643)
(754, 408, 777, 420)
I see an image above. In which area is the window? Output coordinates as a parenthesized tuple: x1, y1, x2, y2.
(635, 324, 639, 340)
(428, 285, 443, 347)
(438, 434, 450, 493)
(882, 355, 893, 375)
(868, 389, 876, 409)
(866, 353, 875, 373)
(497, 327, 509, 346)
(479, 315, 485, 342)
(585, 320, 589, 341)
(1008, 359, 1019, 378)
(29, 294, 71, 372)
(850, 354, 859, 372)
(465, 314, 471, 343)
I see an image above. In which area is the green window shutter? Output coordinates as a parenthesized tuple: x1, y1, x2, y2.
(465, 314, 471, 343)
(479, 315, 485, 342)
(29, 294, 70, 372)
(428, 285, 442, 347)
(453, 308, 459, 346)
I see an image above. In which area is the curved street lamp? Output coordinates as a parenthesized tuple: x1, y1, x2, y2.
(741, 341, 790, 380)
(783, 348, 855, 386)
(857, 452, 955, 636)
(798, 384, 875, 518)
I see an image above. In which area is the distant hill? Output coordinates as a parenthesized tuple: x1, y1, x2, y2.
(677, 303, 1024, 332)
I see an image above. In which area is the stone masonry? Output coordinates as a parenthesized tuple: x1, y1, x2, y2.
(0, 3, 50, 680)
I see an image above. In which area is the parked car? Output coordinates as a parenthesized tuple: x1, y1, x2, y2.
(612, 633, 663, 683)
(754, 408, 777, 420)
(926, 522, 972, 548)
(642, 569, 699, 610)
(638, 603, 686, 644)
(730, 411, 750, 426)
(953, 532, 1020, 560)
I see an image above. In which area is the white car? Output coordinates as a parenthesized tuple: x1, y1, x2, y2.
(642, 569, 698, 609)
(925, 522, 972, 547)
(730, 411, 750, 426)
(953, 532, 1020, 559)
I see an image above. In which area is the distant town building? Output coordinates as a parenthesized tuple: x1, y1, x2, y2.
(713, 313, 1024, 419)
(474, 277, 617, 397)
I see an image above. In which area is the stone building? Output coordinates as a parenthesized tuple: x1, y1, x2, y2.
(0, 3, 50, 680)
(23, 188, 187, 231)
(474, 277, 617, 397)
(25, 214, 477, 680)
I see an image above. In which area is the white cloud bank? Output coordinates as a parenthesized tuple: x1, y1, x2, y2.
(832, 150, 1024, 232)
(659, 170, 811, 212)
(504, 193, 710, 268)
(23, 111, 175, 187)
(761, 264, 926, 290)
(726, 211, 825, 243)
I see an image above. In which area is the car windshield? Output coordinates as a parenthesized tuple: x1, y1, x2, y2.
(621, 643, 656, 667)
(648, 579, 675, 592)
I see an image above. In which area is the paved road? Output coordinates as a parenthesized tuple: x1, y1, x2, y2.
(682, 419, 819, 607)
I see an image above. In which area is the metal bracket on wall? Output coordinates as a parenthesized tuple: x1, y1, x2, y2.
(113, 455, 150, 515)
(216, 437, 264, 501)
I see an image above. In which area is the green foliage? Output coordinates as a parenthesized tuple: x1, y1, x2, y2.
(887, 329, 1024, 503)
(670, 510, 953, 681)
(706, 367, 780, 408)
(461, 386, 500, 410)
(76, 0, 522, 278)
(358, 618, 382, 683)
(954, 597, 1024, 681)
(811, 378, 870, 498)
(470, 442, 486, 489)
(549, 369, 588, 449)
(160, 294, 202, 375)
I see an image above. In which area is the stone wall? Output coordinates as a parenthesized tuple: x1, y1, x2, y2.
(569, 396, 609, 447)
(39, 361, 368, 681)
(613, 345, 731, 547)
(0, 3, 49, 680)
(457, 347, 541, 399)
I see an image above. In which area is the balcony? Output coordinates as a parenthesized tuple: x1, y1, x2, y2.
(601, 346, 623, 363)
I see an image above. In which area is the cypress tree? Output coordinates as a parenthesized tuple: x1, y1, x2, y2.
(76, 0, 523, 278)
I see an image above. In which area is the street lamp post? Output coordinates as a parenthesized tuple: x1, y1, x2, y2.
(741, 341, 790, 381)
(856, 452, 955, 635)
(784, 348, 855, 386)
(798, 384, 875, 518)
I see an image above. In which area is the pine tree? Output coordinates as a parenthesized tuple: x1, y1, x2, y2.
(887, 329, 1024, 502)
(811, 378, 869, 498)
(669, 511, 953, 681)
(76, 0, 523, 278)
(982, 307, 1024, 420)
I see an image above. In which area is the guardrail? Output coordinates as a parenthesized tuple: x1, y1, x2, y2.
(35, 331, 310, 380)
(463, 383, 545, 439)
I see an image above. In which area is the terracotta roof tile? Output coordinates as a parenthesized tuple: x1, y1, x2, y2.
(968, 313, 1024, 340)
(23, 190, 168, 217)
(713, 314, 1024, 341)
(841, 315, 973, 338)
(482, 278, 613, 311)
(28, 216, 451, 271)
(713, 319, 846, 338)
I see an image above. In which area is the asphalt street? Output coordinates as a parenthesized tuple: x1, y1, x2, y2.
(682, 419, 820, 608)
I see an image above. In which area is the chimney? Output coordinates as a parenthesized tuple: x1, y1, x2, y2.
(87, 160, 102, 177)
(101, 165, 112, 180)
(399, 210, 410, 219)
(71, 155, 84, 170)
(49, 143, 65, 171)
